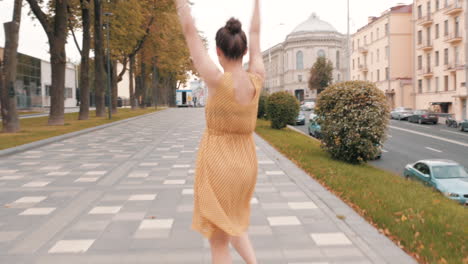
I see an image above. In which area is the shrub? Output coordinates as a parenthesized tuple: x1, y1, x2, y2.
(266, 91, 300, 129)
(315, 81, 389, 163)
(257, 94, 268, 119)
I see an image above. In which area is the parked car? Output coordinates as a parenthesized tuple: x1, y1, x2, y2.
(295, 112, 306, 125)
(301, 102, 315, 111)
(390, 107, 413, 120)
(403, 160, 468, 205)
(308, 114, 321, 138)
(459, 119, 468, 132)
(408, 110, 438, 124)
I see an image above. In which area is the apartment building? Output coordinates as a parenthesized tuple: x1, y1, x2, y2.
(414, 0, 468, 120)
(351, 4, 414, 109)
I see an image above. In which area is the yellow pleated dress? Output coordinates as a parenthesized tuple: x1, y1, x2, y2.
(192, 72, 263, 239)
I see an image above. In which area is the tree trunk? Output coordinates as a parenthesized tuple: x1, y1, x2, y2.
(129, 55, 136, 109)
(48, 1, 68, 125)
(151, 62, 158, 109)
(94, 0, 106, 117)
(78, 0, 91, 120)
(168, 75, 177, 107)
(140, 59, 147, 109)
(0, 0, 22, 133)
(111, 59, 118, 114)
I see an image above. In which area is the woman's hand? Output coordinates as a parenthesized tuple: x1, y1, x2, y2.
(248, 0, 265, 79)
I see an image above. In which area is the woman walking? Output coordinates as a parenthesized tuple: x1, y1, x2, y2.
(175, 0, 265, 263)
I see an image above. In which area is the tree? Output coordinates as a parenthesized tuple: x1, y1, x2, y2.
(69, 0, 92, 120)
(93, 0, 106, 117)
(0, 0, 22, 133)
(308, 56, 334, 95)
(26, 0, 69, 125)
(315, 81, 389, 164)
(266, 92, 300, 129)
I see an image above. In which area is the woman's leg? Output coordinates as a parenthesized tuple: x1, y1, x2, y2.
(209, 229, 232, 264)
(230, 232, 257, 264)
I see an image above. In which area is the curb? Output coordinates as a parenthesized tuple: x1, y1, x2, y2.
(286, 124, 321, 142)
(0, 109, 167, 158)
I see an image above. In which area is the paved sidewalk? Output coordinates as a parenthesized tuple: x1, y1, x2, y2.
(0, 108, 416, 264)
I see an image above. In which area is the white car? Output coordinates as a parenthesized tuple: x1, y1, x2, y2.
(301, 102, 315, 111)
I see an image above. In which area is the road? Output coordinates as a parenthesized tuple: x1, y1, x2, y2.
(293, 111, 468, 174)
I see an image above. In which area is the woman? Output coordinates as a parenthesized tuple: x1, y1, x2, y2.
(175, 0, 265, 263)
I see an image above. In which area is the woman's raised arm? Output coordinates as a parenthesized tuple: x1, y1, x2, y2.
(175, 0, 222, 87)
(248, 0, 265, 79)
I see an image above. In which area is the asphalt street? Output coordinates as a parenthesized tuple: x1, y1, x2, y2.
(293, 111, 468, 174)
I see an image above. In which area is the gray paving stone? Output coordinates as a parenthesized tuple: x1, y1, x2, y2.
(0, 108, 415, 263)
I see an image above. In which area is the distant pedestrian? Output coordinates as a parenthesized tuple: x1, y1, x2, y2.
(175, 0, 264, 263)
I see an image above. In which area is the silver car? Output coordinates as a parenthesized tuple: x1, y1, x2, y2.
(390, 107, 413, 120)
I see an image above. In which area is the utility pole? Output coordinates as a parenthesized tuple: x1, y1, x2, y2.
(347, 0, 351, 81)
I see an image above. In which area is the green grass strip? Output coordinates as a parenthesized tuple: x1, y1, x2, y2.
(0, 108, 163, 151)
(255, 119, 467, 264)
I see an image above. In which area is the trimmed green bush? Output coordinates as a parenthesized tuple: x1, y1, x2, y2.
(266, 91, 300, 129)
(315, 81, 389, 163)
(257, 94, 268, 119)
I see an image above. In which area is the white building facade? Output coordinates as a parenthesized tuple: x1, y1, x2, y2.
(262, 13, 347, 102)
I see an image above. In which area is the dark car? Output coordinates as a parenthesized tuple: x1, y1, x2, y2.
(295, 113, 306, 125)
(459, 119, 468, 132)
(408, 110, 438, 124)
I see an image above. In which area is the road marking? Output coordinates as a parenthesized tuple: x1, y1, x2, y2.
(389, 125, 468, 148)
(382, 149, 389, 153)
(387, 135, 393, 138)
(425, 147, 442, 153)
(441, 129, 468, 137)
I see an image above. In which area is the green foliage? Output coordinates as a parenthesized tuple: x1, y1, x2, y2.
(266, 92, 300, 129)
(257, 94, 268, 119)
(315, 81, 389, 163)
(308, 56, 334, 94)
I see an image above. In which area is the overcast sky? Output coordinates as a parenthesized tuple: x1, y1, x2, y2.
(0, 0, 412, 64)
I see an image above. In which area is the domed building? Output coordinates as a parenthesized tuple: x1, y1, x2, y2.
(262, 13, 348, 101)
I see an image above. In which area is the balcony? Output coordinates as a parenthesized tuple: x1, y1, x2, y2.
(444, 62, 465, 73)
(417, 40, 433, 52)
(444, 32, 463, 44)
(444, 1, 463, 16)
(418, 68, 434, 78)
(417, 15, 433, 27)
(358, 64, 368, 72)
(358, 46, 369, 54)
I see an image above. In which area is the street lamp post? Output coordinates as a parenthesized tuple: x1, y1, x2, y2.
(104, 12, 113, 120)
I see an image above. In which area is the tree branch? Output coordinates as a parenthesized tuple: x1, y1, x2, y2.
(69, 25, 82, 56)
(25, 0, 52, 39)
(117, 56, 128, 83)
(130, 16, 155, 57)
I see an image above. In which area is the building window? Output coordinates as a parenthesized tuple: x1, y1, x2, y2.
(352, 59, 355, 70)
(65, 87, 73, 99)
(371, 32, 374, 42)
(444, 75, 449, 91)
(444, 20, 449, 36)
(435, 77, 440, 91)
(371, 52, 374, 63)
(337, 74, 341, 81)
(418, 55, 423, 70)
(377, 70, 380, 82)
(317, 49, 326, 58)
(377, 49, 380, 62)
(336, 51, 340, 69)
(427, 1, 431, 16)
(385, 46, 389, 60)
(435, 24, 439, 38)
(444, 48, 449, 65)
(296, 51, 304, 70)
(377, 28, 380, 39)
(418, 30, 422, 45)
(426, 79, 431, 92)
(298, 75, 303, 82)
(385, 67, 389, 80)
(285, 53, 288, 71)
(352, 41, 355, 51)
(357, 39, 360, 48)
(436, 0, 440, 10)
(455, 46, 460, 65)
(444, 0, 449, 8)
(455, 16, 460, 37)
(418, 5, 422, 18)
(45, 85, 51, 96)
(418, 80, 423, 93)
(385, 23, 389, 36)
(435, 51, 440, 66)
(35, 86, 41, 96)
(371, 72, 373, 82)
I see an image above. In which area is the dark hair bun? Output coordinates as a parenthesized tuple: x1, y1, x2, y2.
(226, 18, 242, 34)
